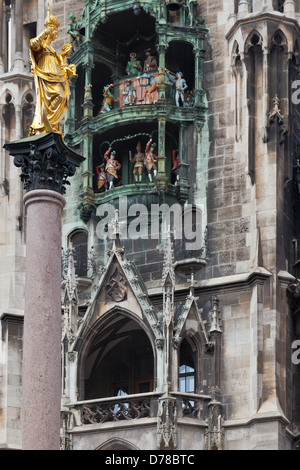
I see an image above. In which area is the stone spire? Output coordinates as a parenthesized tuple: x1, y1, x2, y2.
(162, 228, 175, 326)
(62, 243, 79, 341)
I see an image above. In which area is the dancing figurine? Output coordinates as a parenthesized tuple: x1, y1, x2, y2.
(129, 141, 144, 183)
(143, 48, 157, 72)
(104, 147, 122, 189)
(126, 52, 142, 76)
(175, 71, 188, 107)
(95, 163, 108, 192)
(139, 73, 157, 104)
(123, 80, 136, 106)
(100, 84, 118, 113)
(144, 139, 157, 182)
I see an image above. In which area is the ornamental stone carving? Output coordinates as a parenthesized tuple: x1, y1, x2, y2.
(105, 267, 127, 302)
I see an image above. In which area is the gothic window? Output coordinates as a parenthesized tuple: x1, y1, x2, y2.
(179, 339, 196, 393)
(84, 315, 154, 400)
(69, 230, 88, 278)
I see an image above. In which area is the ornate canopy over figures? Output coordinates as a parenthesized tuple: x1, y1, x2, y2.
(29, 9, 77, 138)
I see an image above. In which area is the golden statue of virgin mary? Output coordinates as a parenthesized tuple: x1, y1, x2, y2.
(29, 10, 77, 137)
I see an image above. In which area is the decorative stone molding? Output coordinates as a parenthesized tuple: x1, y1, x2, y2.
(265, 94, 287, 144)
(157, 396, 177, 450)
(105, 267, 127, 302)
(205, 401, 224, 450)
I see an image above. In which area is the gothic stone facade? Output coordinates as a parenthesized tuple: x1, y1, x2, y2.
(1, 0, 300, 451)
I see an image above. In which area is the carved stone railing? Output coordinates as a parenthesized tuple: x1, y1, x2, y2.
(67, 392, 162, 426)
(171, 392, 212, 421)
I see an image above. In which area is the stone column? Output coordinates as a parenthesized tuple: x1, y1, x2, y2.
(13, 0, 24, 72)
(238, 0, 250, 16)
(4, 132, 84, 450)
(22, 189, 65, 450)
(284, 0, 296, 16)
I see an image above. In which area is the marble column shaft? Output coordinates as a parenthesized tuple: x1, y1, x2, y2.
(22, 189, 65, 450)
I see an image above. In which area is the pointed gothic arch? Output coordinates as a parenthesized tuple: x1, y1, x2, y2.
(76, 306, 157, 400)
(96, 437, 140, 450)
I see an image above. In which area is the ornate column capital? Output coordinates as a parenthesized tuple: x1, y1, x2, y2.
(4, 133, 84, 195)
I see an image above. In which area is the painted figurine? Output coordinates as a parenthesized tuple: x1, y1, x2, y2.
(95, 163, 108, 192)
(123, 80, 136, 106)
(175, 71, 188, 107)
(67, 13, 84, 50)
(139, 73, 157, 104)
(100, 84, 118, 113)
(104, 148, 122, 189)
(143, 48, 157, 72)
(185, 88, 195, 107)
(172, 149, 180, 185)
(129, 141, 144, 183)
(126, 52, 142, 76)
(144, 139, 157, 182)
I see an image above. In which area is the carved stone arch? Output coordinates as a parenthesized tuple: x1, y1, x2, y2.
(244, 30, 263, 54)
(178, 333, 202, 394)
(0, 88, 15, 106)
(91, 3, 157, 38)
(231, 40, 241, 67)
(270, 29, 288, 51)
(96, 437, 140, 451)
(76, 306, 157, 400)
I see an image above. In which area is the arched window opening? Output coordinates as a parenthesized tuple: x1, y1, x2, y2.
(84, 314, 154, 400)
(69, 230, 88, 278)
(179, 339, 195, 393)
(274, 0, 285, 12)
(165, 41, 195, 107)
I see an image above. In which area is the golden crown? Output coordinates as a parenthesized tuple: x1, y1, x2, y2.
(44, 13, 60, 29)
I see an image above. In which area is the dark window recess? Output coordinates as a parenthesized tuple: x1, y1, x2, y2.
(179, 339, 195, 393)
(70, 231, 88, 277)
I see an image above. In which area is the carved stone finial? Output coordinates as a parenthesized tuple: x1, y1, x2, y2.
(209, 295, 222, 334)
(157, 397, 177, 450)
(264, 94, 287, 144)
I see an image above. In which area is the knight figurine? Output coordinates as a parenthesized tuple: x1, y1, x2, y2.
(144, 139, 157, 182)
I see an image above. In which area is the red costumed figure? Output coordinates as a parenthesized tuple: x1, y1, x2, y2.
(95, 163, 108, 192)
(144, 138, 157, 182)
(104, 147, 122, 189)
